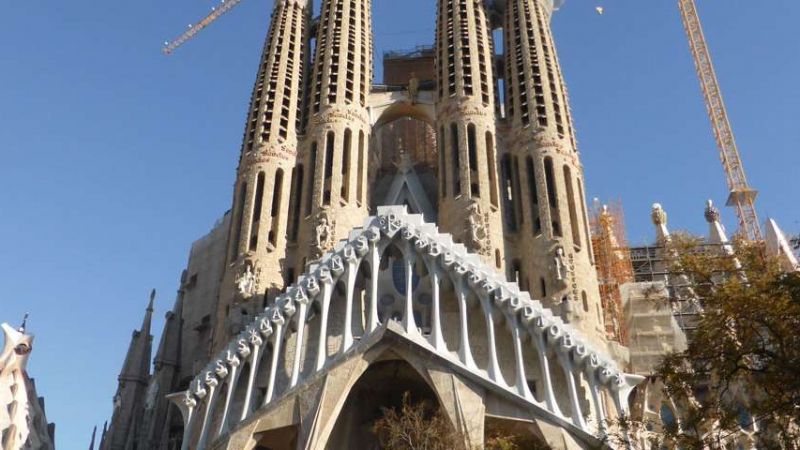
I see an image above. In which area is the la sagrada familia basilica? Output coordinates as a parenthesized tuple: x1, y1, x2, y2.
(54, 0, 794, 449)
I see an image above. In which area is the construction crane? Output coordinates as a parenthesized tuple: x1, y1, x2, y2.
(677, 0, 762, 242)
(162, 0, 246, 55)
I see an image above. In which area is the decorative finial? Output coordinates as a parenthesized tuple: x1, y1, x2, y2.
(148, 289, 156, 311)
(18, 313, 29, 333)
(651, 203, 667, 226)
(704, 199, 720, 224)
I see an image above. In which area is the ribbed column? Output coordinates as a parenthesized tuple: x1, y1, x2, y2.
(213, 0, 310, 351)
(435, 0, 505, 270)
(296, 0, 373, 269)
(502, 0, 604, 344)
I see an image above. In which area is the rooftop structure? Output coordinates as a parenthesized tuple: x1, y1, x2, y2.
(1, 320, 55, 450)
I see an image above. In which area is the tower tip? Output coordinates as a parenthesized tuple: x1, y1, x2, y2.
(705, 199, 721, 224)
(18, 313, 29, 333)
(651, 203, 667, 226)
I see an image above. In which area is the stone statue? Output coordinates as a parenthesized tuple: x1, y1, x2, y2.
(554, 247, 568, 281)
(408, 72, 419, 104)
(466, 202, 491, 256)
(235, 264, 258, 300)
(315, 213, 335, 253)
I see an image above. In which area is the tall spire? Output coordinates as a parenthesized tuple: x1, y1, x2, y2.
(501, 0, 604, 343)
(18, 312, 29, 333)
(297, 0, 374, 267)
(765, 218, 800, 273)
(434, 0, 505, 266)
(142, 289, 155, 336)
(88, 426, 97, 450)
(214, 0, 312, 350)
(101, 292, 155, 450)
(705, 200, 732, 247)
(141, 289, 185, 448)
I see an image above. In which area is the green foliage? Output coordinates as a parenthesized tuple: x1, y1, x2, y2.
(651, 236, 800, 448)
(372, 392, 463, 450)
(372, 392, 551, 450)
(484, 432, 550, 450)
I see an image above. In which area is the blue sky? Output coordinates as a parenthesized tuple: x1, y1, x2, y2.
(1, 0, 798, 447)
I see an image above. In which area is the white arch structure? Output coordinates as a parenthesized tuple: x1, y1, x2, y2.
(168, 206, 643, 450)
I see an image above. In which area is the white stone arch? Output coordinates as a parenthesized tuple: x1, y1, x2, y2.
(172, 206, 645, 450)
(368, 91, 436, 129)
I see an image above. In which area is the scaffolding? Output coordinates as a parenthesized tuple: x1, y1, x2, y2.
(590, 200, 634, 345)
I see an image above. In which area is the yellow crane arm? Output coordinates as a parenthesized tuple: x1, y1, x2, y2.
(163, 0, 246, 55)
(677, 0, 762, 241)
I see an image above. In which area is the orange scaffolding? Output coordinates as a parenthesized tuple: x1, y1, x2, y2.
(591, 200, 634, 345)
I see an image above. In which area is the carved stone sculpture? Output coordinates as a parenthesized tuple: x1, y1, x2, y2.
(465, 202, 491, 256)
(313, 211, 336, 258)
(554, 246, 568, 281)
(235, 264, 259, 300)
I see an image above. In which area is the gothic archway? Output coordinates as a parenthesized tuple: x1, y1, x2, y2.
(325, 358, 443, 449)
(369, 110, 439, 220)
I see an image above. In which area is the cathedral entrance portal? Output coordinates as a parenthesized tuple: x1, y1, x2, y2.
(325, 359, 443, 450)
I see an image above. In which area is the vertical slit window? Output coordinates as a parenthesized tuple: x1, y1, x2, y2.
(289, 166, 303, 242)
(501, 154, 517, 231)
(512, 156, 524, 226)
(526, 157, 541, 235)
(439, 126, 447, 197)
(306, 142, 317, 215)
(467, 124, 479, 197)
(543, 157, 561, 237)
(324, 131, 334, 205)
(544, 157, 558, 208)
(450, 124, 461, 196)
(357, 130, 365, 205)
(269, 169, 284, 247)
(231, 182, 248, 262)
(578, 179, 593, 263)
(563, 165, 581, 249)
(486, 132, 498, 207)
(249, 172, 266, 251)
(341, 129, 352, 201)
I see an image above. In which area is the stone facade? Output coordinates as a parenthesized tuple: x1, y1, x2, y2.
(435, 0, 505, 270)
(213, 0, 311, 353)
(500, 0, 605, 345)
(100, 1, 653, 449)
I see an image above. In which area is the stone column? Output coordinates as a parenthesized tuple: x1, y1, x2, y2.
(435, 0, 505, 270)
(213, 0, 311, 351)
(295, 0, 373, 271)
(502, 0, 604, 344)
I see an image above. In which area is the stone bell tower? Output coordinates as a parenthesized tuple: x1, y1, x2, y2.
(501, 0, 604, 343)
(213, 0, 311, 350)
(434, 0, 505, 269)
(295, 0, 374, 271)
